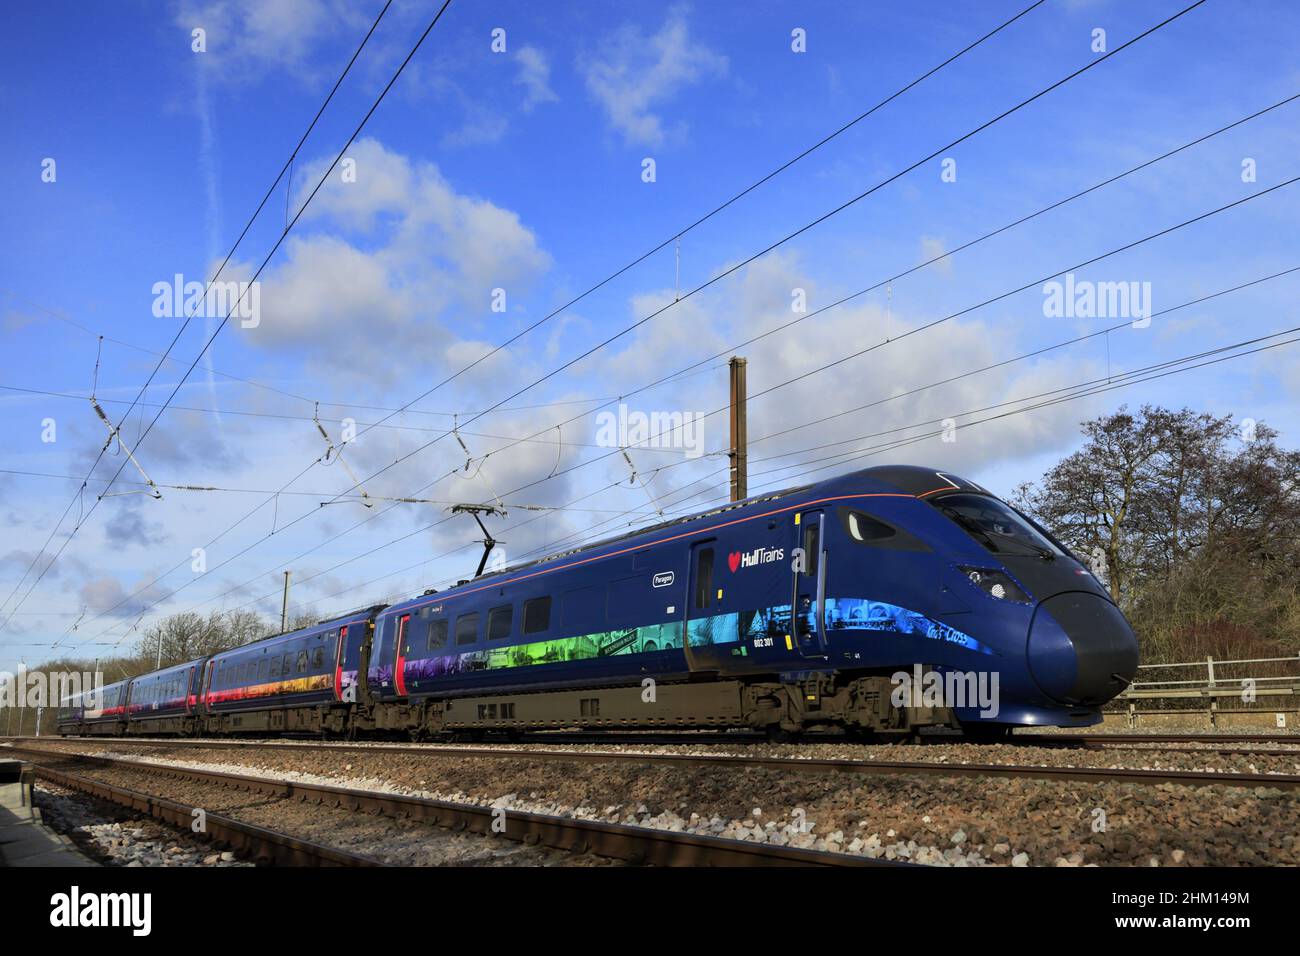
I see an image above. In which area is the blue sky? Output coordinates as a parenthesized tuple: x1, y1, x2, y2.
(2, 0, 1299, 670)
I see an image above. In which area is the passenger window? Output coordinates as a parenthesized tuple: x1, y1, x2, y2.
(311, 647, 325, 668)
(487, 605, 512, 641)
(694, 548, 714, 609)
(427, 619, 449, 650)
(455, 612, 479, 646)
(296, 650, 309, 673)
(520, 598, 551, 634)
(270, 656, 281, 678)
(522, 596, 551, 635)
(282, 653, 293, 675)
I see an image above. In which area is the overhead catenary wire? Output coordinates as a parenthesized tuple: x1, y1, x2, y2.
(101, 0, 1209, 638)
(302, 0, 1210, 517)
(113, 260, 1300, 636)
(78, 160, 1295, 646)
(47, 0, 1221, 651)
(0, 370, 727, 446)
(0, 470, 668, 515)
(93, 0, 457, 503)
(42, 3, 1089, 645)
(0, 0, 402, 635)
(0, 287, 315, 406)
(277, 322, 1300, 621)
(479, 326, 1300, 582)
(279, 0, 1054, 470)
(67, 160, 1297, 649)
(19, 356, 731, 643)
(240, 80, 1300, 584)
(6, 4, 1059, 650)
(41, 315, 1297, 653)
(415, 175, 1300, 510)
(0, 0, 447, 645)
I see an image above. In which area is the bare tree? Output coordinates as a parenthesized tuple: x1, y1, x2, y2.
(1017, 405, 1300, 661)
(136, 610, 273, 669)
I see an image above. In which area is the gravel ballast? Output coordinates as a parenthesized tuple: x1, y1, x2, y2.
(13, 739, 1297, 867)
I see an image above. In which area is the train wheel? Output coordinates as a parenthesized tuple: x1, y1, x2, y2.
(766, 725, 802, 744)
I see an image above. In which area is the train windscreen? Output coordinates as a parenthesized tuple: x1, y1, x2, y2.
(930, 493, 1063, 559)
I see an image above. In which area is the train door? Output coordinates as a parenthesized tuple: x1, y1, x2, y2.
(200, 659, 215, 713)
(684, 539, 726, 672)
(369, 615, 392, 695)
(333, 625, 349, 702)
(793, 509, 828, 659)
(392, 614, 411, 696)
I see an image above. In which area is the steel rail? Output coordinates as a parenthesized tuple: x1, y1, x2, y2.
(26, 760, 383, 866)
(16, 730, 1300, 764)
(1024, 732, 1300, 750)
(11, 736, 1300, 791)
(24, 728, 1300, 749)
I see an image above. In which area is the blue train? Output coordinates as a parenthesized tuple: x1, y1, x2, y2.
(57, 465, 1139, 740)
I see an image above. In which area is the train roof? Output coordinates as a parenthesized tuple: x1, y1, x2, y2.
(132, 658, 203, 679)
(483, 465, 985, 575)
(207, 604, 381, 660)
(384, 464, 986, 610)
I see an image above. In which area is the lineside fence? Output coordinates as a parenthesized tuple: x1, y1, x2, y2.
(1108, 654, 1300, 730)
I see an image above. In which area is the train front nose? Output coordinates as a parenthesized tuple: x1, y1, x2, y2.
(1027, 592, 1139, 705)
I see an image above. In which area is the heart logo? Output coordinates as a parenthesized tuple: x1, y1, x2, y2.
(727, 551, 741, 573)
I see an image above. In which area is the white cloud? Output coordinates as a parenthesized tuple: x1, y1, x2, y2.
(515, 45, 558, 111)
(104, 504, 169, 549)
(248, 138, 551, 375)
(919, 236, 954, 277)
(440, 96, 510, 149)
(582, 6, 727, 147)
(590, 252, 1104, 495)
(174, 0, 366, 81)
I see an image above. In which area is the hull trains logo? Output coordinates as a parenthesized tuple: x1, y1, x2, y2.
(728, 547, 784, 572)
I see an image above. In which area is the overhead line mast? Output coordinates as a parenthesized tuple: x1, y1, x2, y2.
(729, 357, 748, 503)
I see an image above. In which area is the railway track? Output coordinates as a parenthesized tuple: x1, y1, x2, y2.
(23, 759, 382, 866)
(6, 745, 901, 867)
(1019, 733, 1300, 757)
(14, 729, 1300, 750)
(10, 734, 1299, 792)
(1030, 732, 1300, 748)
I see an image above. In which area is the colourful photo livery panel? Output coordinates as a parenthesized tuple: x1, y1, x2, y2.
(398, 621, 686, 684)
(384, 596, 990, 687)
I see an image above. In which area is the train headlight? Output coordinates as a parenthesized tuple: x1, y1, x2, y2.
(958, 566, 1031, 603)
